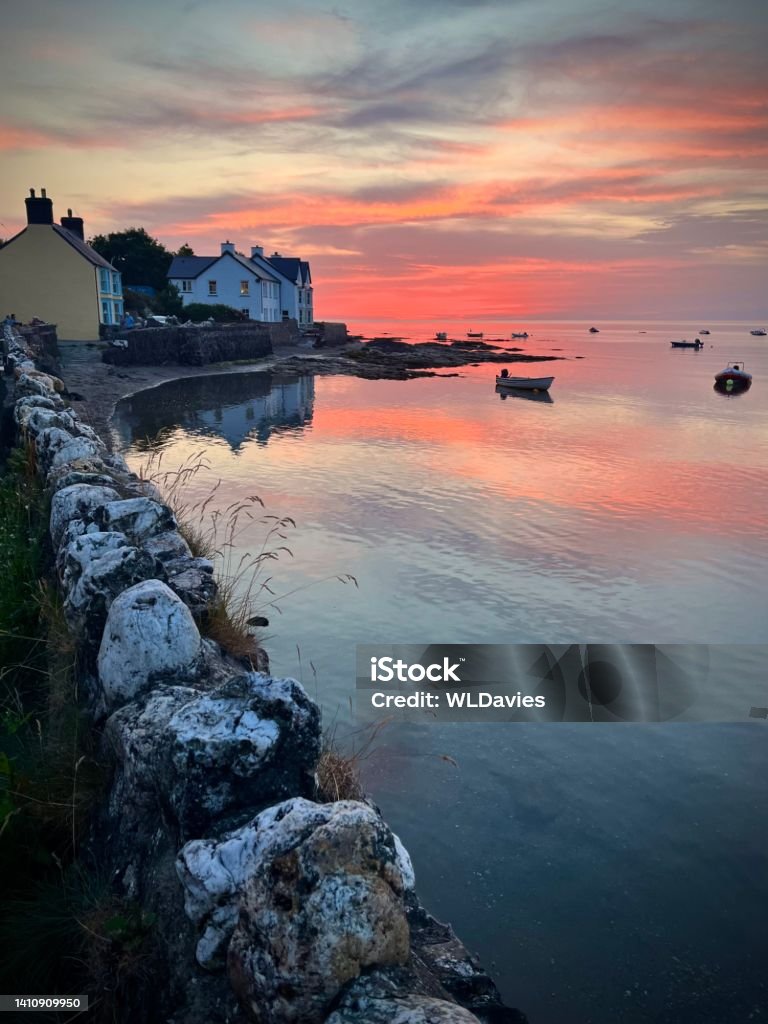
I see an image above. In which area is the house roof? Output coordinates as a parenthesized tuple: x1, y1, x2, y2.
(229, 250, 279, 282)
(167, 251, 280, 283)
(0, 224, 117, 271)
(267, 256, 302, 283)
(300, 260, 311, 285)
(167, 255, 219, 278)
(52, 225, 117, 270)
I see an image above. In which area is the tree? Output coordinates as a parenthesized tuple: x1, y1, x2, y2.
(175, 243, 195, 257)
(89, 227, 173, 291)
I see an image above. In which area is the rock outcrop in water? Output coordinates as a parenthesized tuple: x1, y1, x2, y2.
(3, 321, 527, 1024)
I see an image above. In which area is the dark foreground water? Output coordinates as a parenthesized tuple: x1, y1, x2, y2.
(113, 322, 768, 1023)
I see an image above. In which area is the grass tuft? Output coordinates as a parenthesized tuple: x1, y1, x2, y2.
(137, 447, 358, 664)
(315, 719, 390, 804)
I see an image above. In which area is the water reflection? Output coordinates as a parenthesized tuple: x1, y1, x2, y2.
(713, 380, 752, 398)
(115, 326, 768, 1024)
(495, 384, 554, 403)
(112, 371, 315, 451)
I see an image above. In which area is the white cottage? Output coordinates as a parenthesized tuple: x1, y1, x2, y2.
(167, 242, 312, 324)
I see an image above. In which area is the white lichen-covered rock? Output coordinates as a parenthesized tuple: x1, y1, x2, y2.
(177, 797, 410, 1020)
(49, 435, 105, 471)
(106, 675, 320, 843)
(15, 371, 60, 397)
(34, 425, 76, 469)
(47, 457, 110, 491)
(325, 993, 482, 1024)
(50, 483, 121, 547)
(97, 580, 201, 709)
(165, 556, 217, 616)
(90, 497, 176, 544)
(21, 406, 78, 438)
(143, 530, 192, 563)
(50, 470, 122, 494)
(60, 531, 161, 648)
(14, 394, 64, 427)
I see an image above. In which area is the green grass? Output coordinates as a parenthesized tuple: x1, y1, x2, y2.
(0, 443, 141, 1017)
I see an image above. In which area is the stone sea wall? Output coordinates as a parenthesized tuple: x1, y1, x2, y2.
(101, 322, 280, 367)
(4, 322, 526, 1024)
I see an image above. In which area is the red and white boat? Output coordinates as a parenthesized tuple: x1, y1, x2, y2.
(714, 362, 752, 387)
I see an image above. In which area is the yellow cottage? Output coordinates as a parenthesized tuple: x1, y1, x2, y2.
(0, 189, 123, 341)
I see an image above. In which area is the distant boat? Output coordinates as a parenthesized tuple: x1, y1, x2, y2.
(750, 328, 766, 336)
(511, 331, 529, 338)
(589, 327, 600, 333)
(467, 331, 484, 338)
(496, 371, 554, 391)
(714, 362, 752, 390)
(434, 331, 447, 340)
(671, 339, 704, 349)
(699, 329, 710, 335)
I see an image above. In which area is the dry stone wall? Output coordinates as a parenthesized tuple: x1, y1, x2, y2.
(4, 322, 527, 1024)
(101, 322, 279, 366)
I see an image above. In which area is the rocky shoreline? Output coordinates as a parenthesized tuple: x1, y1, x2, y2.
(2, 322, 528, 1023)
(45, 333, 566, 447)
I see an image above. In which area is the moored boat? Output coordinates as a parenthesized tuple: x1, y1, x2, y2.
(435, 331, 447, 340)
(496, 370, 554, 391)
(589, 326, 600, 333)
(467, 331, 484, 338)
(511, 331, 529, 338)
(714, 362, 752, 389)
(671, 339, 704, 349)
(749, 328, 766, 336)
(699, 329, 710, 335)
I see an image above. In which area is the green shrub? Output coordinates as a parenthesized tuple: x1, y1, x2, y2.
(181, 303, 247, 323)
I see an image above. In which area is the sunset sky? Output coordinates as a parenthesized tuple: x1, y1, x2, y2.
(1, 0, 766, 323)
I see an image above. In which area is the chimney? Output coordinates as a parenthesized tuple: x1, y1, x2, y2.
(221, 240, 235, 254)
(251, 245, 264, 258)
(271, 251, 281, 257)
(60, 207, 85, 240)
(25, 186, 54, 226)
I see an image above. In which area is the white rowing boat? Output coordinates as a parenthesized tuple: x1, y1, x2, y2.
(496, 373, 554, 391)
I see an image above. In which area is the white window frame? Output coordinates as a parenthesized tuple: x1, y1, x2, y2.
(208, 280, 218, 296)
(181, 280, 193, 293)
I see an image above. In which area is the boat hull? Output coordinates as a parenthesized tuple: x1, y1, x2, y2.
(714, 372, 751, 384)
(496, 375, 554, 390)
(671, 341, 703, 349)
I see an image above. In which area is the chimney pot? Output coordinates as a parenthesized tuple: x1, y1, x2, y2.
(25, 189, 54, 226)
(68, 208, 73, 217)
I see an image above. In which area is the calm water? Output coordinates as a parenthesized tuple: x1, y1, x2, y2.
(113, 322, 768, 1023)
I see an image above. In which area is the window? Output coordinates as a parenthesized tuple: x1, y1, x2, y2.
(241, 308, 250, 318)
(240, 281, 250, 296)
(208, 280, 217, 295)
(101, 300, 111, 324)
(181, 280, 193, 293)
(100, 269, 110, 292)
(112, 272, 120, 293)
(114, 301, 122, 320)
